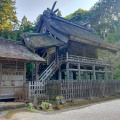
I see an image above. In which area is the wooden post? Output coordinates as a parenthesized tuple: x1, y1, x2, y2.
(111, 67, 114, 80)
(66, 52, 68, 61)
(105, 66, 108, 80)
(35, 62, 39, 81)
(93, 65, 96, 80)
(47, 48, 51, 65)
(56, 46, 59, 67)
(66, 62, 69, 80)
(23, 62, 26, 83)
(78, 63, 81, 80)
(70, 71, 73, 80)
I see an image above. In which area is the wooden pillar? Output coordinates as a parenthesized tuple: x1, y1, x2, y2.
(35, 62, 39, 81)
(23, 62, 26, 83)
(56, 46, 59, 66)
(93, 65, 96, 80)
(111, 67, 114, 80)
(78, 63, 81, 80)
(66, 52, 68, 60)
(47, 48, 51, 65)
(105, 66, 108, 80)
(66, 62, 69, 80)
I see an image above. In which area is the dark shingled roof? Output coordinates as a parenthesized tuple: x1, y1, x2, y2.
(0, 38, 45, 62)
(36, 9, 118, 53)
(24, 33, 64, 49)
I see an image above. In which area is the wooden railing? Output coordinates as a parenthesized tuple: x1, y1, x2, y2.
(38, 60, 57, 84)
(66, 54, 112, 66)
(38, 54, 111, 85)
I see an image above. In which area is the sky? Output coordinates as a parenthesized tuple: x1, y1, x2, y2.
(15, 0, 99, 23)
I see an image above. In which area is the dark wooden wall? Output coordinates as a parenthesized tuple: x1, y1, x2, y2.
(68, 41, 98, 58)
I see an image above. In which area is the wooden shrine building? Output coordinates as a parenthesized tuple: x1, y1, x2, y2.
(0, 38, 45, 99)
(24, 2, 118, 84)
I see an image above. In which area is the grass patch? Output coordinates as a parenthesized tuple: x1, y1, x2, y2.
(60, 95, 120, 109)
(4, 109, 32, 119)
(3, 95, 120, 118)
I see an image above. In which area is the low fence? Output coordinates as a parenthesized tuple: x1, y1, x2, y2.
(28, 80, 120, 101)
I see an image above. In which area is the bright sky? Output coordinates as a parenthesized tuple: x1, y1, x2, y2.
(15, 0, 99, 22)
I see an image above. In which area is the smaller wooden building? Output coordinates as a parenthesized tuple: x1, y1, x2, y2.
(0, 38, 45, 99)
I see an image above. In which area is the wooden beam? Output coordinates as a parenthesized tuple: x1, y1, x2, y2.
(111, 67, 114, 80)
(105, 66, 108, 80)
(56, 46, 59, 67)
(35, 62, 39, 81)
(66, 62, 69, 80)
(93, 65, 96, 80)
(78, 63, 81, 80)
(23, 63, 26, 83)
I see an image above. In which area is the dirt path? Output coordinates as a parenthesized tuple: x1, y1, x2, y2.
(2, 99, 120, 120)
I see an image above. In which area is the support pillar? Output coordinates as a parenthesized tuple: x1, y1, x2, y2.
(23, 63, 26, 83)
(56, 47, 59, 67)
(111, 67, 114, 80)
(93, 65, 96, 80)
(66, 62, 69, 80)
(35, 62, 39, 81)
(78, 63, 81, 80)
(105, 66, 108, 80)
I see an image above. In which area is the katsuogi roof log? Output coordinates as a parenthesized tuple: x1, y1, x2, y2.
(0, 38, 45, 62)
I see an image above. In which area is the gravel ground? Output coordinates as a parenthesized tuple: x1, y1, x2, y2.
(1, 99, 120, 120)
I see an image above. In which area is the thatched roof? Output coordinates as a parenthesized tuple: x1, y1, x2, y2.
(0, 38, 45, 62)
(36, 8, 118, 53)
(24, 33, 64, 49)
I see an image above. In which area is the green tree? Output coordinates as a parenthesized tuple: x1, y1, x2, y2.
(20, 16, 35, 33)
(0, 0, 18, 37)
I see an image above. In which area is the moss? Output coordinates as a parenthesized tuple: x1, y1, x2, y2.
(4, 109, 32, 119)
(60, 95, 120, 109)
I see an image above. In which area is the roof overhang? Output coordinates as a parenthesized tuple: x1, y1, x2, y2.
(69, 35, 118, 53)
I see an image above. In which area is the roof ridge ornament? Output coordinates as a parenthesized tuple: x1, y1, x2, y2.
(43, 1, 59, 18)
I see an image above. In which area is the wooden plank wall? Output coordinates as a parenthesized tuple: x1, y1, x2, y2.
(0, 60, 25, 99)
(68, 41, 98, 58)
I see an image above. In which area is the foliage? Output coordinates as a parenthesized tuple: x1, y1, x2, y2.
(0, 0, 18, 38)
(26, 62, 34, 81)
(0, 0, 18, 31)
(28, 103, 34, 110)
(65, 9, 88, 23)
(41, 101, 52, 110)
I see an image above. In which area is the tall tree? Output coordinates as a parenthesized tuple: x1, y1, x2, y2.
(0, 0, 18, 37)
(20, 16, 35, 33)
